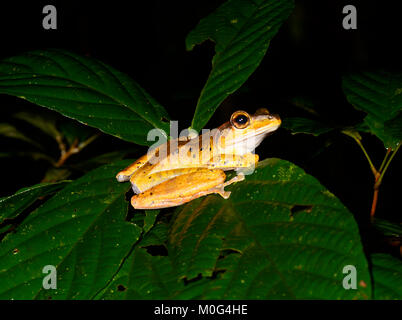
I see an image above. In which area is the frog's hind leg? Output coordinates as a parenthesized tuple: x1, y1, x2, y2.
(131, 168, 243, 209)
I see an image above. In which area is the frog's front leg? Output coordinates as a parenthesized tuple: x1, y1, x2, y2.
(131, 168, 241, 209)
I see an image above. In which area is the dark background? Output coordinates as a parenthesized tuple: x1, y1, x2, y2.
(0, 1, 401, 250)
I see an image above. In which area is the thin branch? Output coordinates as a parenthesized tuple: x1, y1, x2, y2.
(353, 136, 378, 177)
(375, 143, 401, 189)
(54, 139, 79, 168)
(378, 148, 391, 173)
(53, 133, 100, 168)
(77, 134, 99, 150)
(55, 134, 67, 157)
(370, 143, 400, 220)
(370, 188, 379, 220)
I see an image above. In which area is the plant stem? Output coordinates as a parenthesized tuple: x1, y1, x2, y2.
(370, 143, 400, 220)
(77, 134, 99, 150)
(55, 134, 67, 157)
(370, 188, 379, 220)
(353, 136, 378, 177)
(378, 148, 391, 173)
(54, 134, 100, 168)
(375, 143, 400, 189)
(54, 139, 79, 168)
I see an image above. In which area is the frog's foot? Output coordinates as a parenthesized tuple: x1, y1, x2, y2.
(214, 173, 245, 199)
(214, 188, 231, 199)
(223, 173, 245, 187)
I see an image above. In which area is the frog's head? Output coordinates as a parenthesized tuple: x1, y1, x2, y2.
(216, 108, 281, 155)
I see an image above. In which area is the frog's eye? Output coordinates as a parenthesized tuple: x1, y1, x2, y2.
(230, 111, 250, 129)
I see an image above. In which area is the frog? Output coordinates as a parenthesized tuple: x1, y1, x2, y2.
(116, 108, 281, 209)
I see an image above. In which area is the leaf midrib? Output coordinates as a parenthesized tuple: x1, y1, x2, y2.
(32, 194, 126, 299)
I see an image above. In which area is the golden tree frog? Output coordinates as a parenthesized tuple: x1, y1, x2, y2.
(116, 108, 281, 209)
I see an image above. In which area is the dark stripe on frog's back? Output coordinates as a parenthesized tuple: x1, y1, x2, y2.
(147, 131, 219, 173)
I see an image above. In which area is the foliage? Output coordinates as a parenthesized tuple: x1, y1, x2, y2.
(343, 70, 402, 149)
(187, 0, 294, 132)
(0, 0, 400, 300)
(283, 70, 402, 221)
(371, 253, 402, 300)
(0, 50, 170, 145)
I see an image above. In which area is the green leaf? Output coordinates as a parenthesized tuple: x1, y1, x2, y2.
(372, 218, 402, 238)
(41, 168, 72, 183)
(0, 123, 41, 148)
(139, 222, 169, 247)
(341, 128, 362, 141)
(0, 49, 170, 145)
(96, 221, 171, 299)
(342, 70, 402, 149)
(282, 117, 334, 136)
(102, 159, 371, 300)
(71, 149, 136, 172)
(13, 111, 61, 141)
(98, 247, 209, 299)
(288, 96, 320, 116)
(371, 253, 402, 300)
(0, 181, 70, 223)
(0, 151, 55, 163)
(58, 119, 95, 146)
(143, 210, 160, 233)
(384, 111, 402, 143)
(187, 0, 294, 131)
(0, 160, 141, 299)
(167, 159, 371, 299)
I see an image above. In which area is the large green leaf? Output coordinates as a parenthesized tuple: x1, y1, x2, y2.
(167, 159, 371, 299)
(0, 49, 170, 145)
(0, 160, 141, 299)
(187, 0, 294, 131)
(371, 253, 402, 300)
(0, 181, 70, 223)
(384, 111, 402, 143)
(342, 70, 402, 149)
(101, 159, 372, 299)
(99, 246, 210, 300)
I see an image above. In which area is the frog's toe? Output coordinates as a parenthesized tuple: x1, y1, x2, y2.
(222, 190, 231, 199)
(131, 183, 141, 194)
(216, 188, 231, 199)
(116, 172, 130, 182)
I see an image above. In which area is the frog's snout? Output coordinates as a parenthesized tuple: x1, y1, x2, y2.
(269, 113, 281, 126)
